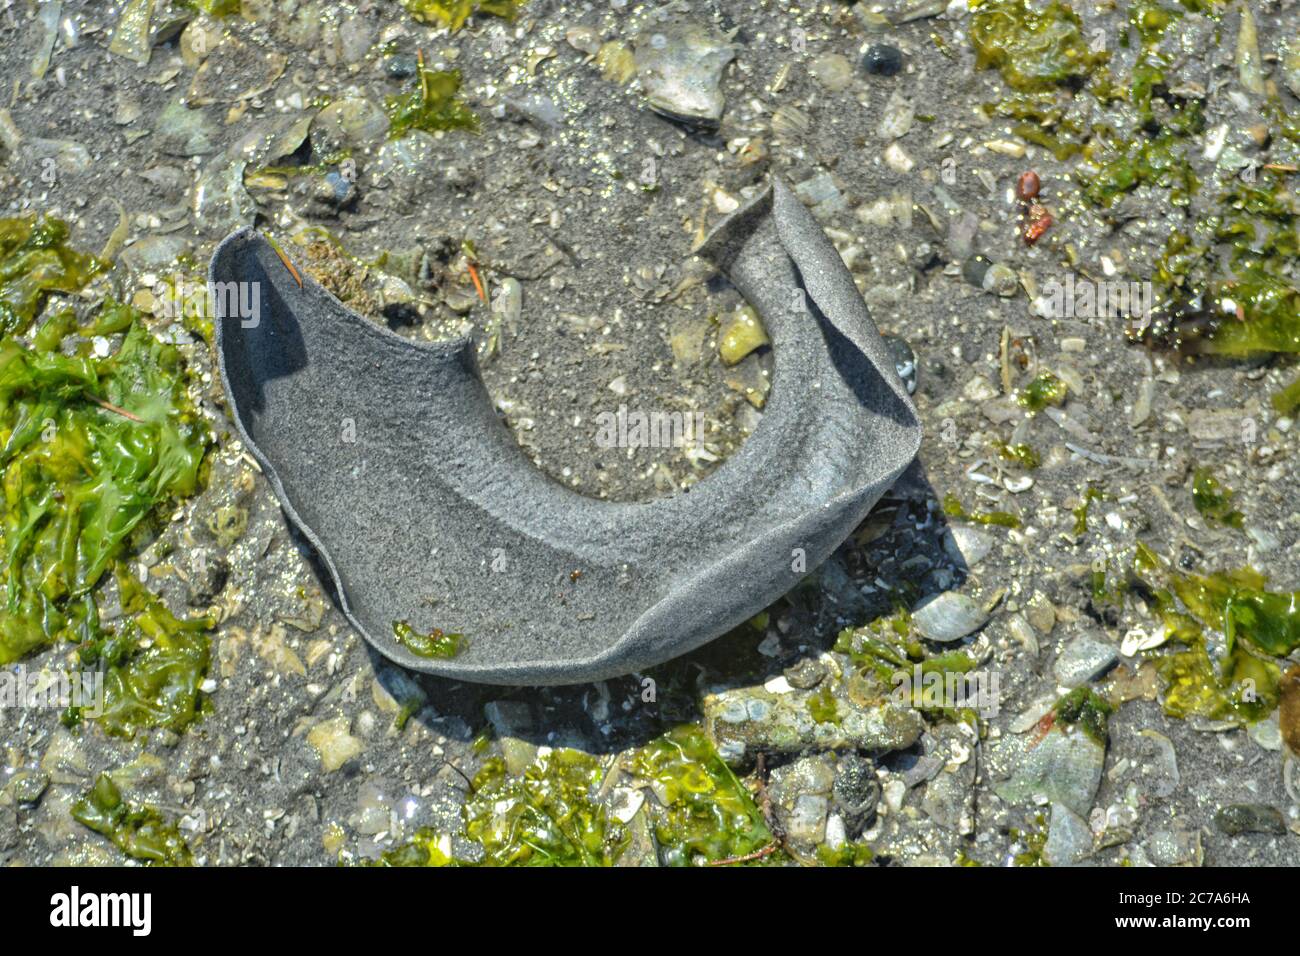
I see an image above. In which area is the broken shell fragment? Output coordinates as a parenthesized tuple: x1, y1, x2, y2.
(634, 19, 736, 128)
(911, 591, 990, 643)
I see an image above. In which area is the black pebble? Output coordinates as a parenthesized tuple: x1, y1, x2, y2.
(962, 254, 992, 288)
(861, 43, 904, 77)
(386, 54, 419, 80)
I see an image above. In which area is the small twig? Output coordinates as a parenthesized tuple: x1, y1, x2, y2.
(86, 394, 144, 422)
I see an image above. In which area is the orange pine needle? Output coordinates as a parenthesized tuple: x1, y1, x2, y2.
(467, 261, 486, 302)
(273, 243, 303, 288)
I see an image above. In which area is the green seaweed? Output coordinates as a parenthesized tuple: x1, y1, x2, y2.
(1140, 121, 1300, 356)
(1072, 485, 1105, 536)
(385, 68, 479, 138)
(0, 214, 213, 738)
(1082, 131, 1200, 208)
(1273, 374, 1300, 416)
(1052, 687, 1113, 745)
(1017, 371, 1067, 411)
(465, 750, 627, 866)
(807, 685, 838, 724)
(996, 441, 1041, 469)
(1190, 467, 1243, 529)
(627, 725, 775, 867)
(0, 219, 209, 665)
(78, 569, 213, 737)
(816, 842, 876, 867)
(0, 216, 107, 336)
(379, 725, 777, 867)
(942, 493, 1021, 529)
(1128, 548, 1295, 722)
(72, 773, 193, 866)
(969, 0, 1104, 92)
(178, 0, 242, 15)
(0, 319, 208, 662)
(401, 0, 522, 30)
(392, 619, 464, 659)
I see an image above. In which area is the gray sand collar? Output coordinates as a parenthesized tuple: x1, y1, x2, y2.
(210, 179, 921, 685)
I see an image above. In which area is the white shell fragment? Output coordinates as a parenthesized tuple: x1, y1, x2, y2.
(634, 19, 736, 127)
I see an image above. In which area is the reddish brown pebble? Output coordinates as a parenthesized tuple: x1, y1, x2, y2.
(1023, 203, 1052, 244)
(1016, 170, 1041, 201)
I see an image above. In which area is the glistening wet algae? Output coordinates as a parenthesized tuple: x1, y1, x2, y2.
(72, 773, 193, 866)
(969, 1, 1300, 357)
(377, 725, 778, 867)
(0, 214, 213, 737)
(1128, 544, 1299, 724)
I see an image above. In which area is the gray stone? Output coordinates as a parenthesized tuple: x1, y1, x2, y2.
(919, 724, 977, 832)
(1214, 804, 1286, 836)
(120, 234, 191, 273)
(1043, 803, 1093, 865)
(703, 685, 924, 767)
(944, 526, 992, 568)
(310, 98, 389, 156)
(155, 98, 218, 156)
(989, 726, 1106, 817)
(769, 755, 835, 848)
(209, 180, 922, 684)
(1053, 636, 1119, 687)
(1146, 828, 1202, 866)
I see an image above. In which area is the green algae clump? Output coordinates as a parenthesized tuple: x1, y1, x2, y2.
(72, 773, 193, 866)
(627, 725, 774, 867)
(1126, 548, 1296, 723)
(385, 68, 479, 138)
(942, 492, 1021, 529)
(82, 569, 213, 737)
(0, 214, 213, 738)
(466, 749, 627, 866)
(402, 0, 522, 31)
(0, 216, 106, 336)
(969, 0, 1103, 92)
(1017, 370, 1068, 411)
(392, 619, 464, 659)
(0, 218, 208, 665)
(1191, 467, 1243, 529)
(379, 725, 777, 867)
(0, 314, 207, 663)
(1052, 687, 1113, 745)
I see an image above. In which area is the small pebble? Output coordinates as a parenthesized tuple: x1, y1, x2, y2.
(982, 262, 1018, 297)
(1213, 804, 1286, 836)
(962, 255, 992, 288)
(861, 43, 903, 77)
(1016, 170, 1040, 201)
(385, 53, 418, 80)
